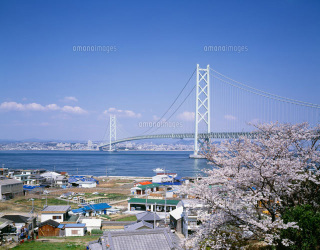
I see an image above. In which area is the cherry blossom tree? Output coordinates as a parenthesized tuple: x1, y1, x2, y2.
(181, 123, 320, 249)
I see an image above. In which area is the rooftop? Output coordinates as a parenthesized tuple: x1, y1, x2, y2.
(72, 203, 111, 214)
(41, 205, 71, 213)
(136, 211, 161, 222)
(99, 228, 176, 250)
(0, 179, 23, 185)
(124, 221, 154, 231)
(128, 198, 180, 206)
(39, 219, 60, 228)
(64, 223, 86, 228)
(136, 183, 161, 191)
(169, 207, 183, 220)
(1, 215, 31, 224)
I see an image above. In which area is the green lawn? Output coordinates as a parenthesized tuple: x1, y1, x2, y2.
(13, 241, 84, 250)
(13, 236, 100, 249)
(116, 215, 137, 221)
(84, 192, 127, 200)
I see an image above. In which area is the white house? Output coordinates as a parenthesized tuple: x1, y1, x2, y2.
(81, 219, 101, 233)
(64, 223, 86, 236)
(152, 175, 173, 183)
(77, 180, 96, 188)
(55, 176, 68, 187)
(40, 205, 71, 223)
(40, 171, 61, 180)
(13, 174, 29, 184)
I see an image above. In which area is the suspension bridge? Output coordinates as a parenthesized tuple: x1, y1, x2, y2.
(99, 64, 320, 157)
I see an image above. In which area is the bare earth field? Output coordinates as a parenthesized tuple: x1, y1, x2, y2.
(0, 178, 135, 215)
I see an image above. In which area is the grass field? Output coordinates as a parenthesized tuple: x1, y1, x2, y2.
(13, 241, 84, 250)
(115, 215, 136, 221)
(14, 197, 78, 209)
(13, 236, 100, 249)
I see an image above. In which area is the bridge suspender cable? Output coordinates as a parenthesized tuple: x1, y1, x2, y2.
(210, 67, 320, 108)
(211, 74, 320, 109)
(141, 68, 196, 135)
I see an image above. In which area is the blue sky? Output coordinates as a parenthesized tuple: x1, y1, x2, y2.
(0, 0, 319, 141)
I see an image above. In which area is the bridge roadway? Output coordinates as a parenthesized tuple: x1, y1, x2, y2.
(99, 132, 255, 151)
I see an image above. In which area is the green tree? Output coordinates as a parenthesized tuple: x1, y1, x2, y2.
(279, 205, 320, 249)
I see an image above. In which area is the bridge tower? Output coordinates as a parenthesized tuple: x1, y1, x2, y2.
(191, 64, 210, 158)
(109, 115, 117, 151)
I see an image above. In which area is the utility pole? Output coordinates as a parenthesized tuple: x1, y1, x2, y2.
(30, 198, 34, 214)
(164, 186, 167, 225)
(154, 202, 157, 229)
(145, 189, 149, 211)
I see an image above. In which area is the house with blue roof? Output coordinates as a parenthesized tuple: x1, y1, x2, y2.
(71, 203, 111, 217)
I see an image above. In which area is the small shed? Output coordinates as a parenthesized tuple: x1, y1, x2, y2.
(169, 207, 183, 233)
(39, 219, 61, 237)
(64, 223, 86, 236)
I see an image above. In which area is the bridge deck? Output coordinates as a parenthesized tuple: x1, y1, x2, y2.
(99, 132, 255, 151)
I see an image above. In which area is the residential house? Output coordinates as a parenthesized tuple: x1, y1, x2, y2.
(40, 205, 71, 223)
(77, 180, 96, 188)
(71, 203, 111, 217)
(68, 176, 99, 187)
(0, 217, 14, 235)
(0, 179, 23, 200)
(55, 176, 68, 187)
(26, 174, 46, 185)
(81, 219, 101, 233)
(64, 224, 86, 236)
(20, 169, 37, 175)
(40, 171, 61, 181)
(1, 215, 36, 234)
(106, 208, 120, 215)
(0, 168, 9, 176)
(131, 183, 161, 196)
(40, 171, 61, 186)
(133, 181, 152, 187)
(13, 175, 29, 184)
(128, 198, 180, 212)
